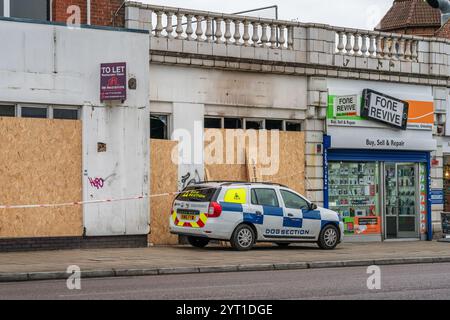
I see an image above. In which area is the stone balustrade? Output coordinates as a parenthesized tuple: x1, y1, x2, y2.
(125, 2, 450, 80)
(335, 29, 418, 62)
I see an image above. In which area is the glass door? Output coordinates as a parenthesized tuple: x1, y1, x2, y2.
(384, 163, 419, 239)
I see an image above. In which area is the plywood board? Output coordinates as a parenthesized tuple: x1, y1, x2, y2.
(205, 129, 305, 195)
(149, 139, 179, 245)
(0, 117, 83, 238)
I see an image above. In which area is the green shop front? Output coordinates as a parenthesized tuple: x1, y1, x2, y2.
(324, 79, 436, 241)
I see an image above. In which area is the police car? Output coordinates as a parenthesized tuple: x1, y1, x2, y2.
(169, 182, 344, 251)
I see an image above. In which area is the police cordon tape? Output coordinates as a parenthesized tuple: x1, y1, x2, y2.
(0, 171, 311, 209)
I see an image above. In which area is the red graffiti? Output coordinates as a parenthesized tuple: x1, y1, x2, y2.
(88, 177, 104, 189)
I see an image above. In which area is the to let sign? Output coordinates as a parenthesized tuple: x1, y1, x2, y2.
(100, 62, 127, 102)
(361, 89, 409, 130)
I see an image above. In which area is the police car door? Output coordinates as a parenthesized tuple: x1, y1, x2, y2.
(279, 189, 317, 241)
(248, 188, 284, 240)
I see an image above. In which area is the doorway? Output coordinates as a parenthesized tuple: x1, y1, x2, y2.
(383, 163, 420, 239)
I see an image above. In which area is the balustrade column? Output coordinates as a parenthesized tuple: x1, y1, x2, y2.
(252, 22, 260, 47)
(214, 18, 223, 44)
(411, 41, 418, 61)
(165, 12, 174, 39)
(155, 11, 163, 37)
(205, 16, 213, 42)
(390, 37, 398, 60)
(175, 13, 183, 39)
(360, 34, 368, 56)
(279, 25, 286, 49)
(234, 20, 242, 45)
(261, 23, 269, 47)
(383, 37, 391, 58)
(185, 15, 194, 40)
(287, 26, 293, 50)
(270, 24, 277, 48)
(345, 32, 353, 55)
(398, 38, 406, 60)
(376, 35, 383, 58)
(353, 33, 360, 56)
(337, 32, 345, 54)
(195, 16, 204, 41)
(243, 20, 250, 46)
(368, 35, 376, 57)
(224, 19, 232, 44)
(404, 40, 412, 60)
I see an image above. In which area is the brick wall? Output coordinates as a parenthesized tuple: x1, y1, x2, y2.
(52, 0, 124, 27)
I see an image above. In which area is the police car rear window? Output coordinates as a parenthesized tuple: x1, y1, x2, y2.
(176, 186, 217, 202)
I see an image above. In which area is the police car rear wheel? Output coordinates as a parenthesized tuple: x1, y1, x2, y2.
(231, 225, 255, 251)
(187, 236, 210, 248)
(318, 225, 339, 250)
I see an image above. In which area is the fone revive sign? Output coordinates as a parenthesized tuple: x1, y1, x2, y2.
(100, 62, 127, 102)
(361, 89, 409, 130)
(333, 95, 358, 117)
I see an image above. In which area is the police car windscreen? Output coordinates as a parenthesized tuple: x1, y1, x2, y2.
(176, 186, 217, 202)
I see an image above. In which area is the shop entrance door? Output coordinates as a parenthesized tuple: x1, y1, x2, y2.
(383, 163, 419, 239)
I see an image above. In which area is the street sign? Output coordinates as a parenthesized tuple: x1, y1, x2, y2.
(361, 89, 409, 130)
(100, 62, 127, 102)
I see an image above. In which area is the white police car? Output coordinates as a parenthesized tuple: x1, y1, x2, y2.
(170, 182, 344, 251)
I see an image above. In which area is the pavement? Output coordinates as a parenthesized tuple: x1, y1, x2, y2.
(0, 241, 450, 282)
(2, 263, 449, 299)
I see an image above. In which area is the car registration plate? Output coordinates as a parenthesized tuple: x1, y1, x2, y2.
(180, 214, 197, 221)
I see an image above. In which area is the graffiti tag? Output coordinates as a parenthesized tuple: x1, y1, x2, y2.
(88, 177, 104, 189)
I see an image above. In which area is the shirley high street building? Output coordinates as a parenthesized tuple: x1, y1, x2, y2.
(0, 0, 449, 250)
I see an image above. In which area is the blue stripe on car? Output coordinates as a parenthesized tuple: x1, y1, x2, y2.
(302, 210, 321, 220)
(283, 217, 303, 228)
(263, 206, 284, 217)
(321, 220, 339, 229)
(244, 213, 264, 225)
(220, 202, 243, 213)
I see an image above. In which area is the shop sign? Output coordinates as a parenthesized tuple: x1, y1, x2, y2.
(431, 189, 444, 205)
(100, 62, 127, 102)
(361, 89, 409, 130)
(333, 95, 359, 117)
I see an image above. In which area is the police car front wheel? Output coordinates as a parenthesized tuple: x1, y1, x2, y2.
(317, 225, 339, 250)
(230, 224, 255, 251)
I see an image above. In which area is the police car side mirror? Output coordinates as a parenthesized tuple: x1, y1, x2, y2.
(309, 203, 318, 211)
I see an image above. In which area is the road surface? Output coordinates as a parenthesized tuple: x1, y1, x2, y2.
(0, 263, 449, 300)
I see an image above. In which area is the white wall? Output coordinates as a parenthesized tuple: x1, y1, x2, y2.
(0, 19, 150, 236)
(149, 64, 308, 112)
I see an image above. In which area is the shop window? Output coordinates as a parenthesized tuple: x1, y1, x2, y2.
(245, 119, 264, 130)
(280, 190, 309, 210)
(0, 105, 15, 117)
(151, 114, 169, 139)
(265, 120, 283, 131)
(251, 188, 279, 207)
(286, 121, 302, 132)
(21, 106, 47, 119)
(53, 108, 79, 120)
(224, 118, 242, 129)
(328, 162, 381, 236)
(204, 117, 222, 129)
(10, 0, 49, 20)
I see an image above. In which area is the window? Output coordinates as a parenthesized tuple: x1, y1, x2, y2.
(245, 119, 264, 130)
(280, 190, 309, 210)
(0, 0, 3, 17)
(266, 120, 283, 131)
(53, 108, 78, 120)
(21, 106, 47, 119)
(10, 0, 49, 20)
(286, 121, 302, 132)
(251, 188, 279, 207)
(224, 118, 242, 129)
(0, 105, 15, 117)
(151, 114, 169, 139)
(204, 117, 222, 129)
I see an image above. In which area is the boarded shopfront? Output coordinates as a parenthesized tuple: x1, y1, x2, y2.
(325, 79, 436, 241)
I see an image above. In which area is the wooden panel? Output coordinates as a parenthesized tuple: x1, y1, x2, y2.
(0, 117, 82, 238)
(205, 129, 305, 195)
(149, 139, 179, 245)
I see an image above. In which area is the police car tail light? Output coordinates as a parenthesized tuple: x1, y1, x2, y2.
(207, 202, 222, 218)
